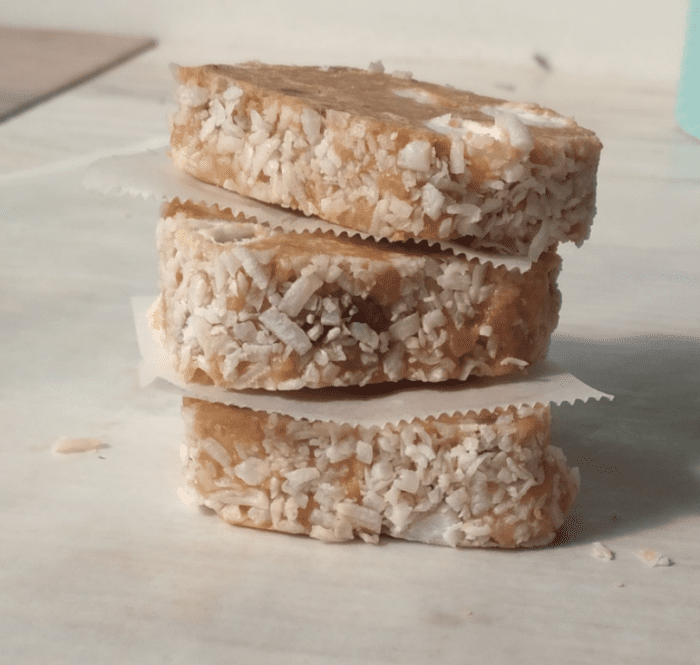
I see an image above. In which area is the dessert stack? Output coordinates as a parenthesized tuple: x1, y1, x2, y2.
(146, 62, 602, 548)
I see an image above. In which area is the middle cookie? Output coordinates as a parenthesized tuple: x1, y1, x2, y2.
(156, 199, 561, 390)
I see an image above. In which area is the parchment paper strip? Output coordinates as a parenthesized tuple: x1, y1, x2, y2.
(132, 296, 611, 426)
(85, 150, 533, 271)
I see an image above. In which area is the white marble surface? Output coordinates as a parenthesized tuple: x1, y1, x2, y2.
(1, 50, 699, 664)
(1, 0, 689, 82)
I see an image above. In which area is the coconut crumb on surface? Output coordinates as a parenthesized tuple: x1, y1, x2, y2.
(590, 541, 615, 560)
(637, 549, 673, 567)
(52, 437, 105, 454)
(177, 486, 200, 506)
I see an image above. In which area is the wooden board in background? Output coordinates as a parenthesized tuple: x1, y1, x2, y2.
(0, 26, 156, 122)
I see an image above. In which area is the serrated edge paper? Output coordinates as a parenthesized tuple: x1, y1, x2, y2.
(85, 149, 533, 271)
(132, 296, 612, 426)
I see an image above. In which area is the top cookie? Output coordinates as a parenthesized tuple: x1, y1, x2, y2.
(170, 62, 602, 259)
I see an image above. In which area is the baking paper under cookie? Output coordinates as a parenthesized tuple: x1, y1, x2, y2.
(133, 297, 611, 426)
(85, 150, 532, 271)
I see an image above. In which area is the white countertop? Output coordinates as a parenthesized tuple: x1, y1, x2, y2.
(1, 50, 699, 664)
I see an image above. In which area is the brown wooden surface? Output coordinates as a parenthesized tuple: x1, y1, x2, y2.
(0, 26, 155, 122)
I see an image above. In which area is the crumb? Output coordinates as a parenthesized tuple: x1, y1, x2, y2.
(177, 486, 200, 507)
(613, 581, 625, 588)
(533, 53, 552, 71)
(52, 436, 104, 454)
(591, 541, 615, 560)
(637, 549, 673, 567)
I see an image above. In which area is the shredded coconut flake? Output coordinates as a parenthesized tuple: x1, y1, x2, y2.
(421, 182, 445, 220)
(637, 549, 673, 567)
(277, 274, 324, 318)
(176, 84, 209, 108)
(259, 308, 313, 355)
(285, 467, 321, 486)
(591, 541, 615, 561)
(301, 107, 322, 145)
(493, 110, 533, 153)
(482, 102, 574, 129)
(52, 437, 104, 454)
(202, 438, 232, 467)
(394, 88, 439, 105)
(234, 457, 270, 486)
(398, 140, 432, 172)
(500, 357, 529, 368)
(177, 485, 201, 506)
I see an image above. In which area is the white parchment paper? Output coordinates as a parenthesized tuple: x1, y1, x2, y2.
(85, 150, 533, 271)
(133, 296, 611, 426)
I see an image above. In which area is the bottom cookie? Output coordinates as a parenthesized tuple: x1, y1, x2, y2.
(181, 397, 579, 548)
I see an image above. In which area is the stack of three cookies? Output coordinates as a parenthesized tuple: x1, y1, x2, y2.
(156, 62, 602, 547)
